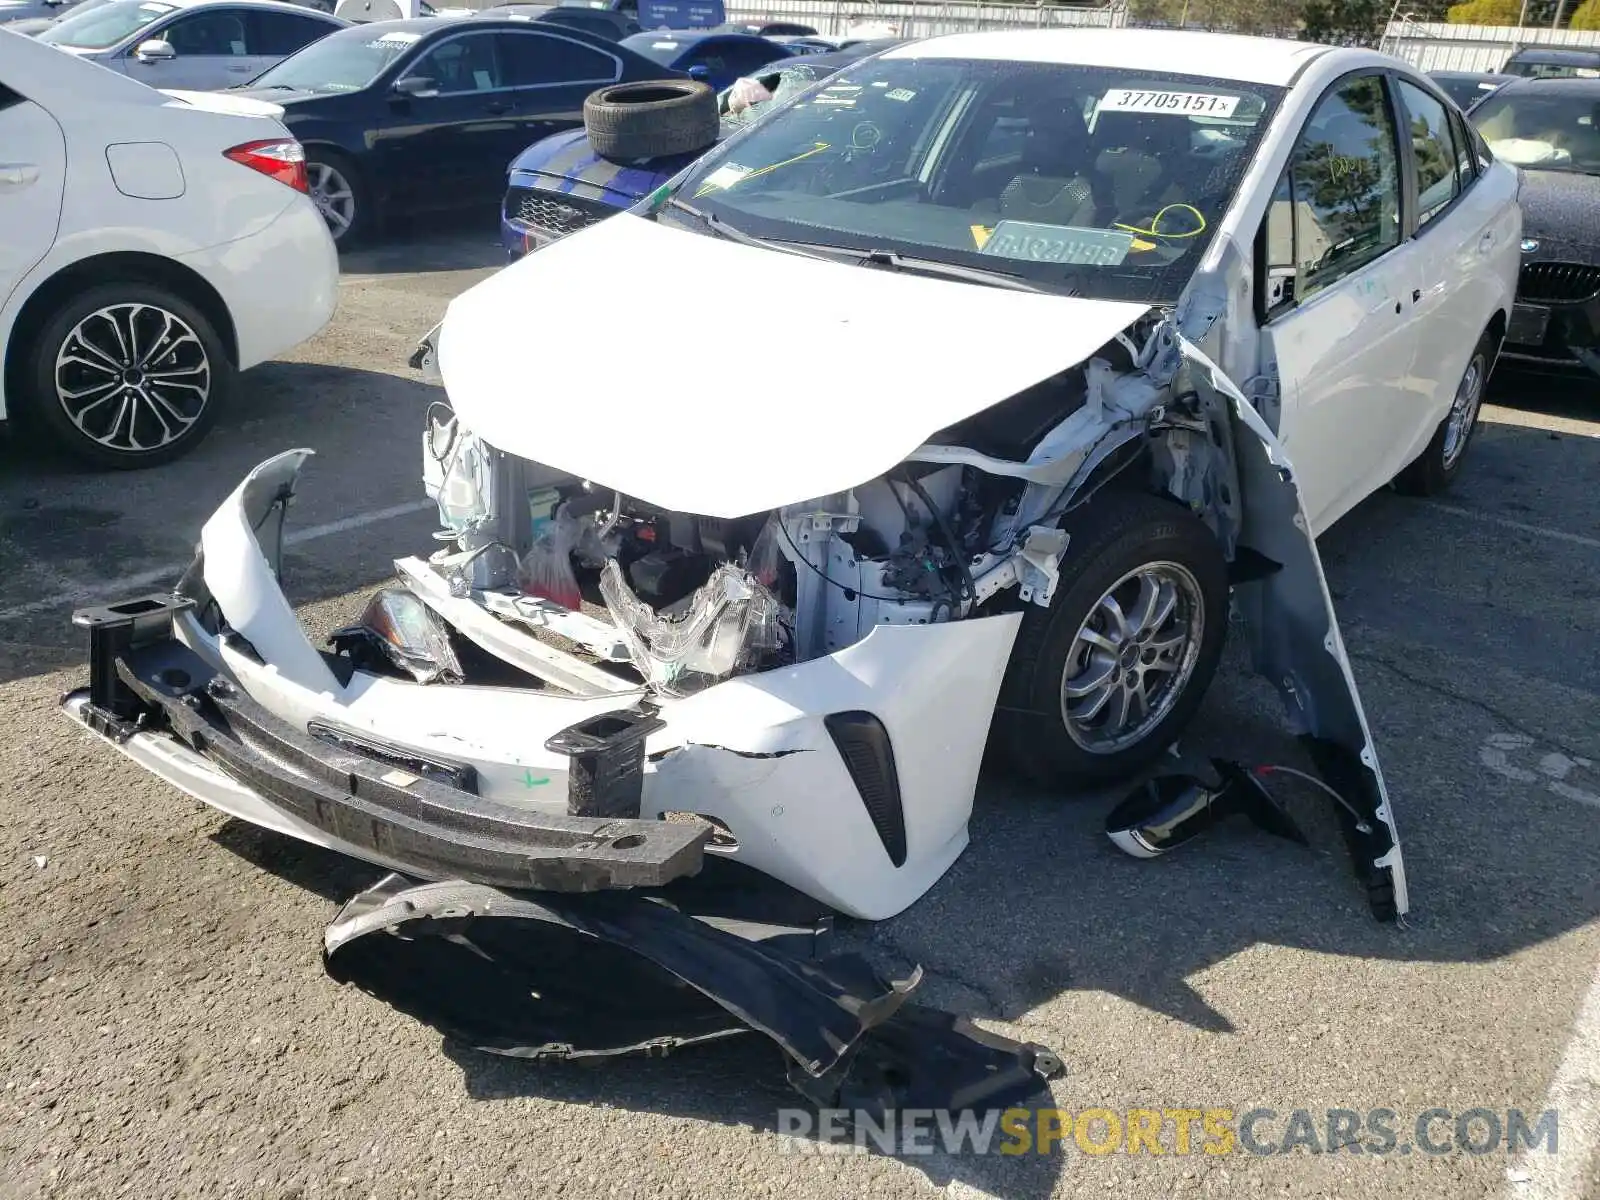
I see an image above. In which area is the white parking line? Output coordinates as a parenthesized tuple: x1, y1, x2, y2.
(1422, 502, 1600, 553)
(1504, 954, 1600, 1199)
(0, 499, 434, 624)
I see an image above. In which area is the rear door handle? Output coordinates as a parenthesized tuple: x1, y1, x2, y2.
(1479, 232, 1495, 253)
(228, 63, 252, 72)
(0, 163, 40, 189)
(484, 100, 511, 115)
(1412, 288, 1422, 303)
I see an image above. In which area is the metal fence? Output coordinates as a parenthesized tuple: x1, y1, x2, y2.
(723, 0, 1125, 38)
(1378, 18, 1600, 72)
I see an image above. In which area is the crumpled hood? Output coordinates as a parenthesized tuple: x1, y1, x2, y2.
(1518, 169, 1600, 263)
(437, 213, 1150, 518)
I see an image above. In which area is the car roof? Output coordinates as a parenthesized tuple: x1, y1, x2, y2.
(1495, 73, 1600, 95)
(1507, 45, 1600, 63)
(883, 28, 1329, 87)
(1429, 69, 1514, 82)
(621, 29, 763, 49)
(137, 0, 341, 11)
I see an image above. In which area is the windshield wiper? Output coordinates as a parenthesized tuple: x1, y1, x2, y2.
(858, 249, 1055, 294)
(662, 198, 827, 260)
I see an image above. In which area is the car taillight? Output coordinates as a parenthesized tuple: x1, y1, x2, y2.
(223, 139, 308, 193)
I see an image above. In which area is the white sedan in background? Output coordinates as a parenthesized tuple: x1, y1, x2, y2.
(0, 25, 337, 466)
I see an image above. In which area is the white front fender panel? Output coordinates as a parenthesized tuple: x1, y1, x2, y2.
(1181, 336, 1409, 920)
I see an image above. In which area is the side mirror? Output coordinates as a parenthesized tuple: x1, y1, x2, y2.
(392, 75, 438, 99)
(686, 65, 710, 82)
(133, 38, 176, 63)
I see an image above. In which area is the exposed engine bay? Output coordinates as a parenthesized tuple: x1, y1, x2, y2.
(412, 334, 1195, 701)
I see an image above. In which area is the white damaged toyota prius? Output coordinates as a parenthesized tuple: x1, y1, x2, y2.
(62, 30, 1518, 1087)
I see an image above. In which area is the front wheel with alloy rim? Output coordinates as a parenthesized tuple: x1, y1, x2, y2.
(991, 492, 1230, 785)
(23, 282, 234, 469)
(1394, 330, 1495, 496)
(306, 151, 367, 246)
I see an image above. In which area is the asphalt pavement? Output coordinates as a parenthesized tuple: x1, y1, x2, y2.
(1, 224, 1597, 1200)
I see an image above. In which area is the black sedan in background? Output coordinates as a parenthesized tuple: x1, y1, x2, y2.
(1428, 69, 1514, 112)
(234, 18, 684, 243)
(1469, 76, 1600, 379)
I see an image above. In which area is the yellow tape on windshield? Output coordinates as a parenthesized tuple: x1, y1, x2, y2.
(693, 142, 832, 198)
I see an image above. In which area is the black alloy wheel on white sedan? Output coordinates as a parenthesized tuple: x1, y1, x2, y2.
(24, 281, 234, 469)
(992, 491, 1230, 785)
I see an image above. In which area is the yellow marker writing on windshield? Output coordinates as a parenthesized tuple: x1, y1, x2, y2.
(693, 142, 831, 199)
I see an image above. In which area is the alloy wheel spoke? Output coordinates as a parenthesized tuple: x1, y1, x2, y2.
(1064, 652, 1117, 699)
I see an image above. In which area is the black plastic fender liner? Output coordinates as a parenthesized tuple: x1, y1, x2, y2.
(322, 875, 1063, 1112)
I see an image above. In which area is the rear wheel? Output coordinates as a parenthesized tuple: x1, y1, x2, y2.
(306, 150, 369, 247)
(23, 282, 233, 469)
(1394, 330, 1494, 496)
(992, 492, 1230, 785)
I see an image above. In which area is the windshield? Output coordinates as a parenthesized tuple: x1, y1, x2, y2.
(38, 0, 171, 48)
(720, 62, 827, 129)
(670, 57, 1283, 303)
(1472, 89, 1600, 173)
(248, 24, 422, 92)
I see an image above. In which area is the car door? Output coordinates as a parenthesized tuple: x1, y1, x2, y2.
(378, 29, 518, 211)
(245, 8, 340, 80)
(0, 82, 65, 331)
(1385, 74, 1514, 473)
(126, 6, 255, 89)
(495, 27, 619, 153)
(1254, 72, 1424, 534)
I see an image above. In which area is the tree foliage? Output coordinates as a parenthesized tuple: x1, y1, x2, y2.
(1445, 0, 1522, 23)
(1571, 0, 1600, 28)
(1302, 0, 1386, 43)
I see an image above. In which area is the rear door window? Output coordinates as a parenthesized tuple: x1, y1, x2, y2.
(249, 10, 336, 56)
(1396, 78, 1460, 229)
(497, 29, 617, 86)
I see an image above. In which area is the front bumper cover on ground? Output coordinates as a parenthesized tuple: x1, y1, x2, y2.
(323, 873, 1063, 1113)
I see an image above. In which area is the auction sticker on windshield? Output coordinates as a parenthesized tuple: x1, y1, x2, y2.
(979, 221, 1133, 267)
(1101, 89, 1240, 118)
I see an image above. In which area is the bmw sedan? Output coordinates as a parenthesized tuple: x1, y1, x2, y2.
(232, 16, 686, 243)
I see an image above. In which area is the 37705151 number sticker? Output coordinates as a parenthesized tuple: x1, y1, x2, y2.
(1100, 89, 1241, 118)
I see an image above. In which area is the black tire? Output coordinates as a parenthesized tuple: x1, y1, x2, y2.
(1394, 329, 1495, 496)
(991, 492, 1230, 786)
(305, 148, 371, 248)
(22, 281, 234, 470)
(583, 80, 719, 161)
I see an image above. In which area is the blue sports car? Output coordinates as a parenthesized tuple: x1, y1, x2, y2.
(500, 42, 900, 257)
(615, 29, 792, 90)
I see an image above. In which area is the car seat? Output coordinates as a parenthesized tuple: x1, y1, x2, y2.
(996, 101, 1095, 227)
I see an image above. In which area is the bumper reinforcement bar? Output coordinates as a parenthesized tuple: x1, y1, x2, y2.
(70, 594, 709, 893)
